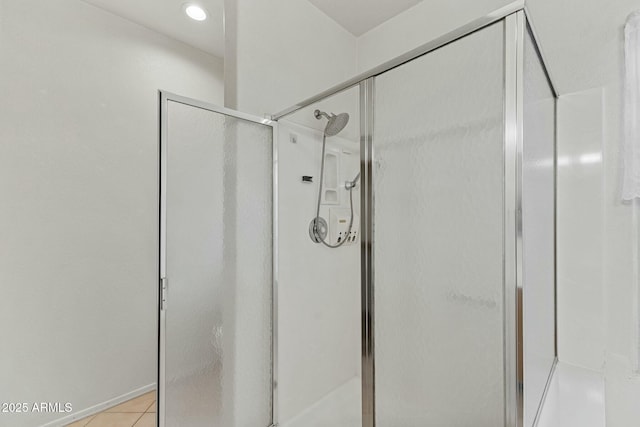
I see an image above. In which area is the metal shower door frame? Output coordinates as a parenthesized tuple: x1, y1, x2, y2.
(359, 10, 558, 427)
(271, 2, 559, 426)
(509, 9, 561, 427)
(360, 17, 520, 423)
(157, 91, 279, 427)
(358, 11, 558, 427)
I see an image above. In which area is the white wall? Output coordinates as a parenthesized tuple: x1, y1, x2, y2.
(0, 1, 223, 425)
(224, 0, 357, 115)
(356, 0, 513, 72)
(223, 1, 359, 423)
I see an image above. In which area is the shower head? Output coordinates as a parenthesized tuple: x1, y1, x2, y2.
(314, 109, 349, 136)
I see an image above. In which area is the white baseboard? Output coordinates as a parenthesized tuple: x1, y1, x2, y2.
(40, 383, 156, 427)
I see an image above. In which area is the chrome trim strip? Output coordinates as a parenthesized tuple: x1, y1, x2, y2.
(360, 78, 375, 427)
(515, 11, 526, 427)
(157, 91, 277, 427)
(162, 91, 276, 126)
(158, 91, 168, 427)
(503, 13, 522, 427)
(272, 121, 280, 426)
(553, 92, 559, 360)
(271, 0, 525, 121)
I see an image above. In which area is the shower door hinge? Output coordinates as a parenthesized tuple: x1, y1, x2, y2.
(160, 277, 168, 311)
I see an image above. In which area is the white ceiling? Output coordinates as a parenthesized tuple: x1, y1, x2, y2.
(81, 0, 225, 58)
(80, 0, 423, 59)
(307, 0, 424, 36)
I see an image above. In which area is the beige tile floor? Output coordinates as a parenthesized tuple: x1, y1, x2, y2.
(65, 391, 156, 427)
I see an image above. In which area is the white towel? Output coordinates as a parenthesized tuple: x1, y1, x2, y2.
(623, 11, 640, 200)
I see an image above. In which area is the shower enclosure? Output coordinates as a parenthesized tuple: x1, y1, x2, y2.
(159, 3, 556, 427)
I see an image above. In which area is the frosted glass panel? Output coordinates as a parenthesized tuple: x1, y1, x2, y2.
(372, 22, 505, 426)
(522, 28, 556, 427)
(164, 101, 272, 426)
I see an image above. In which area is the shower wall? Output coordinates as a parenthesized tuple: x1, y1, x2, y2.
(277, 121, 361, 424)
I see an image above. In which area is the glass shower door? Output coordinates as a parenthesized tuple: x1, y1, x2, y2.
(370, 21, 506, 426)
(159, 94, 274, 427)
(522, 26, 557, 427)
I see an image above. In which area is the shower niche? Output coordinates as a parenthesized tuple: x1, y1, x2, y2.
(321, 149, 339, 204)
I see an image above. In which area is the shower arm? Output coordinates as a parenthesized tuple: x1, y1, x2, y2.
(314, 110, 332, 120)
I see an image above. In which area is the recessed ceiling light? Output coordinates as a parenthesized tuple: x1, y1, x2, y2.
(185, 4, 207, 21)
